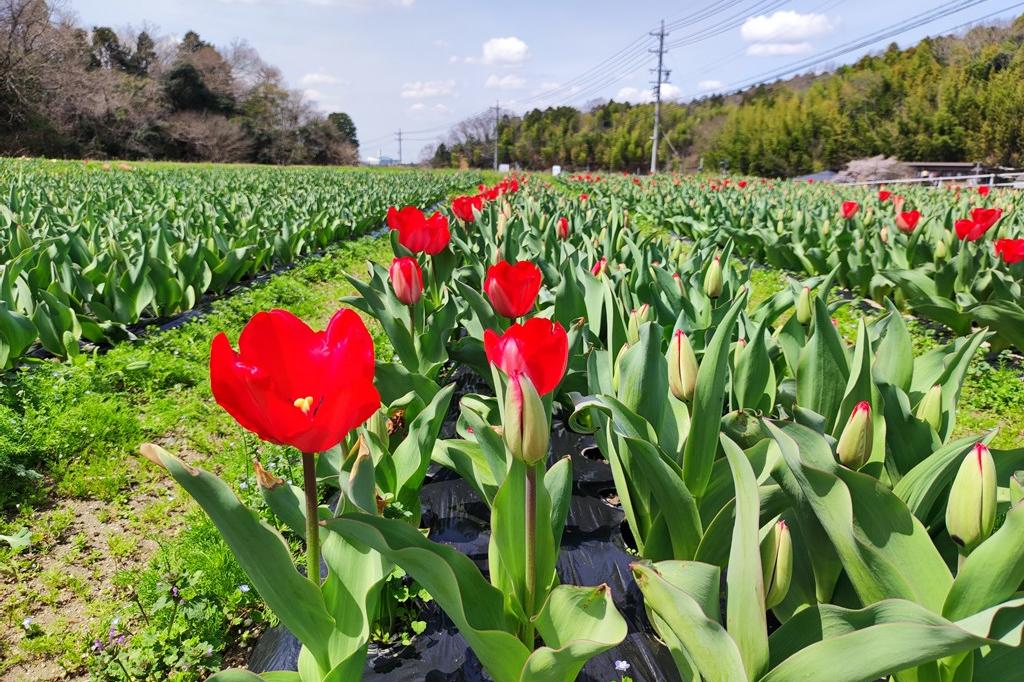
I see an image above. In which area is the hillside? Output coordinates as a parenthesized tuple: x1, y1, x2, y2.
(431, 15, 1024, 176)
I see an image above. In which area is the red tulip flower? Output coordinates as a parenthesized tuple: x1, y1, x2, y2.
(895, 211, 921, 233)
(978, 185, 990, 197)
(210, 309, 381, 454)
(995, 238, 1024, 264)
(879, 191, 892, 202)
(579, 193, 589, 201)
(484, 317, 568, 396)
(389, 257, 423, 305)
(556, 217, 570, 240)
(484, 260, 543, 319)
(841, 201, 860, 220)
(971, 207, 1003, 231)
(591, 257, 607, 277)
(955, 208, 1003, 241)
(738, 180, 747, 189)
(387, 206, 450, 254)
(451, 195, 483, 222)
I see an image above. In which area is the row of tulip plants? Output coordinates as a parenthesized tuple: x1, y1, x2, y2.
(145, 173, 1024, 681)
(579, 174, 1024, 353)
(0, 161, 480, 368)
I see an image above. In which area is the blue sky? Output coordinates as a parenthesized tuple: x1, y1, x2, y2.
(69, 0, 1023, 161)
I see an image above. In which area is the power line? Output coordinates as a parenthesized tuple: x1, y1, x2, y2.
(721, 0, 998, 91)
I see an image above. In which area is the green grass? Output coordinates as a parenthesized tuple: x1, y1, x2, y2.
(0, 235, 395, 680)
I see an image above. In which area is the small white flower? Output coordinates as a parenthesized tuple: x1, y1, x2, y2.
(614, 660, 630, 672)
(239, 584, 250, 593)
(21, 617, 33, 628)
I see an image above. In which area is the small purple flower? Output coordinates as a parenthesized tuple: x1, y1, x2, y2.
(238, 584, 250, 593)
(92, 639, 104, 652)
(171, 585, 179, 598)
(614, 660, 631, 673)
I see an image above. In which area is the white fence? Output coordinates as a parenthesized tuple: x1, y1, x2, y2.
(846, 171, 1024, 188)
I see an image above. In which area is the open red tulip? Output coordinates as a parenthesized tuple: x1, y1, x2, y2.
(995, 238, 1024, 264)
(484, 317, 568, 396)
(452, 194, 483, 222)
(484, 260, 543, 319)
(389, 257, 423, 305)
(956, 208, 1002, 241)
(387, 206, 450, 254)
(878, 191, 892, 202)
(895, 210, 920, 233)
(841, 201, 860, 220)
(210, 309, 381, 453)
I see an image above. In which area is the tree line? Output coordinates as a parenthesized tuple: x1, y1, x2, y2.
(0, 0, 359, 164)
(426, 15, 1024, 177)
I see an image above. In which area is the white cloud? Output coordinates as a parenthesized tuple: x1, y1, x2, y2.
(303, 88, 323, 100)
(698, 79, 724, 91)
(615, 83, 681, 103)
(485, 73, 525, 90)
(482, 36, 529, 65)
(400, 79, 456, 98)
(409, 102, 450, 117)
(740, 11, 837, 42)
(299, 72, 343, 86)
(746, 42, 814, 56)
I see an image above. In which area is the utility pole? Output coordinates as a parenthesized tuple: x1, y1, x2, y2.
(493, 100, 500, 171)
(649, 19, 670, 175)
(395, 129, 403, 164)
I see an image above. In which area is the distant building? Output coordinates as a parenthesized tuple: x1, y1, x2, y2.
(378, 155, 400, 167)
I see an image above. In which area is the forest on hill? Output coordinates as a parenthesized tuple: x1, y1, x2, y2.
(428, 15, 1024, 177)
(0, 0, 359, 164)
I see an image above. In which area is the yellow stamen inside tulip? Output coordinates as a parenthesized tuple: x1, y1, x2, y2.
(293, 396, 314, 415)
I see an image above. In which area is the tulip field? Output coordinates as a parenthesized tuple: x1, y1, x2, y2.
(2, 163, 1024, 682)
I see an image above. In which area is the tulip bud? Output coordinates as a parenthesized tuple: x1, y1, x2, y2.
(915, 384, 943, 432)
(556, 216, 569, 240)
(836, 401, 872, 469)
(612, 342, 631, 394)
(946, 443, 997, 554)
(760, 519, 793, 610)
(733, 337, 747, 368)
(879, 226, 890, 244)
(703, 256, 723, 299)
(626, 304, 652, 344)
(591, 257, 607, 277)
(934, 239, 948, 260)
(504, 374, 549, 466)
(389, 257, 423, 305)
(496, 210, 508, 238)
(795, 287, 813, 325)
(1010, 471, 1024, 505)
(667, 330, 698, 402)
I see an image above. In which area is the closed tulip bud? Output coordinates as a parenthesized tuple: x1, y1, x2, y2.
(733, 337, 747, 367)
(1010, 471, 1024, 505)
(612, 342, 630, 394)
(556, 216, 569, 240)
(496, 210, 508, 238)
(389, 257, 423, 305)
(703, 256, 723, 298)
(504, 374, 549, 466)
(626, 304, 652, 344)
(821, 224, 830, 236)
(879, 226, 890, 243)
(796, 286, 813, 325)
(935, 239, 948, 260)
(667, 330, 698, 402)
(915, 384, 943, 432)
(591, 257, 607, 277)
(946, 443, 997, 554)
(760, 520, 793, 610)
(836, 401, 872, 469)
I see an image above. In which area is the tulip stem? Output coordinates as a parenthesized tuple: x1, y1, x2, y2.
(523, 462, 537, 648)
(302, 451, 321, 586)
